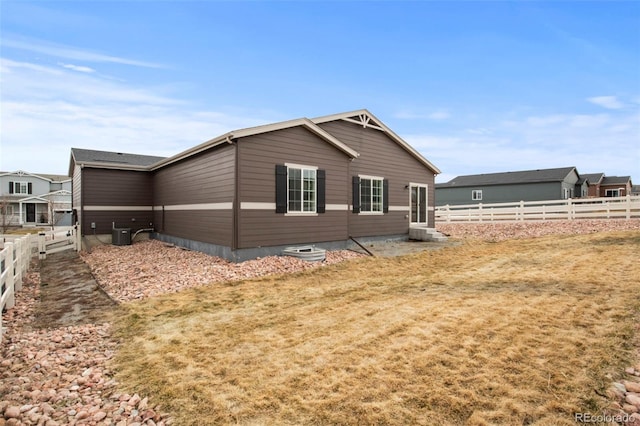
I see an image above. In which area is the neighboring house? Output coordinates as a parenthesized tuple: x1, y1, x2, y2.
(69, 109, 441, 261)
(0, 171, 72, 227)
(435, 167, 582, 206)
(632, 185, 640, 196)
(598, 175, 633, 197)
(582, 173, 633, 197)
(581, 173, 605, 197)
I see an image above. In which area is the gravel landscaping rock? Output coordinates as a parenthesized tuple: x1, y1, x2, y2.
(80, 241, 364, 303)
(437, 218, 640, 241)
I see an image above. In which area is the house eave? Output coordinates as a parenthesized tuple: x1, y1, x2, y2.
(75, 161, 150, 172)
(150, 118, 360, 171)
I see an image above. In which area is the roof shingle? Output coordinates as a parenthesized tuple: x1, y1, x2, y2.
(436, 167, 578, 188)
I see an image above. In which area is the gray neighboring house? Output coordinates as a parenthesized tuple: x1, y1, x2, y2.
(0, 170, 72, 227)
(435, 166, 583, 206)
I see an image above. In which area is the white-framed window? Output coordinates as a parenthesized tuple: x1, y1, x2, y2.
(12, 181, 29, 194)
(360, 176, 384, 213)
(472, 189, 483, 201)
(562, 188, 574, 199)
(287, 164, 317, 213)
(605, 189, 621, 197)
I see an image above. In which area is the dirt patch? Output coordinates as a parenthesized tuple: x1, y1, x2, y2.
(350, 239, 459, 257)
(33, 250, 116, 328)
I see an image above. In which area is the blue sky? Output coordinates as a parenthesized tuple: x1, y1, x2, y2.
(1, 1, 639, 183)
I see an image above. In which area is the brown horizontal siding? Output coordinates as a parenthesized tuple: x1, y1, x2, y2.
(348, 212, 409, 238)
(160, 210, 232, 247)
(154, 145, 235, 205)
(238, 211, 348, 248)
(153, 145, 235, 247)
(237, 126, 350, 248)
(82, 168, 154, 206)
(319, 120, 436, 229)
(82, 211, 154, 235)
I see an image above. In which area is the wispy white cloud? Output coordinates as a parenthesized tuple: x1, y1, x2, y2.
(58, 62, 95, 73)
(407, 107, 640, 183)
(2, 36, 165, 69)
(0, 58, 269, 174)
(587, 96, 624, 110)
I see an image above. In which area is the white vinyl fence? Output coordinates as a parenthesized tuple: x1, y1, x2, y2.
(436, 195, 640, 223)
(1, 226, 81, 342)
(1, 234, 35, 342)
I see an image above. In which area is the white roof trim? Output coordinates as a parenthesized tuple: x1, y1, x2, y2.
(0, 170, 54, 182)
(17, 190, 72, 203)
(312, 109, 442, 175)
(76, 161, 150, 172)
(151, 117, 359, 170)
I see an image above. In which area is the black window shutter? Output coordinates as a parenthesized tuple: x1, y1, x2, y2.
(383, 179, 389, 213)
(28, 182, 33, 194)
(275, 164, 287, 213)
(9, 182, 14, 194)
(352, 176, 360, 213)
(317, 169, 326, 213)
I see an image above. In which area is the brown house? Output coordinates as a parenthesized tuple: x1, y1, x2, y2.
(582, 173, 633, 197)
(69, 110, 441, 261)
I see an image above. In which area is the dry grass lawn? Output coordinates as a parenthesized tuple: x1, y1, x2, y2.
(112, 231, 640, 425)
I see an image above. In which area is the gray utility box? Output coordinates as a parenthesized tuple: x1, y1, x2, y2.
(112, 228, 132, 246)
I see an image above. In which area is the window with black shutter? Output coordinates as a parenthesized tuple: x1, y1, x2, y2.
(352, 176, 360, 213)
(275, 164, 325, 214)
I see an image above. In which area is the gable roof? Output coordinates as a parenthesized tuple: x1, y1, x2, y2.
(152, 117, 360, 170)
(312, 109, 441, 174)
(18, 190, 72, 203)
(0, 170, 69, 182)
(581, 173, 605, 185)
(70, 148, 166, 173)
(437, 166, 579, 188)
(601, 176, 632, 186)
(68, 110, 439, 176)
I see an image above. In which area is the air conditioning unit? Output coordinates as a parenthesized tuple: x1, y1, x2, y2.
(112, 228, 132, 246)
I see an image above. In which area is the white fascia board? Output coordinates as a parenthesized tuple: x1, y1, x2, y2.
(299, 119, 359, 159)
(0, 170, 53, 182)
(18, 195, 49, 203)
(78, 161, 149, 172)
(150, 133, 233, 170)
(232, 118, 359, 159)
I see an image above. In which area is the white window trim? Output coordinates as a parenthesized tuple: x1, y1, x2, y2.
(472, 189, 483, 201)
(359, 174, 384, 215)
(13, 181, 29, 195)
(410, 183, 429, 225)
(285, 163, 317, 214)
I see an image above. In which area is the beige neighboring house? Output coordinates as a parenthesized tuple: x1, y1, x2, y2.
(0, 170, 72, 228)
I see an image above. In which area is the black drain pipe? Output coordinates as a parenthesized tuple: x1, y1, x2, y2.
(349, 236, 374, 257)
